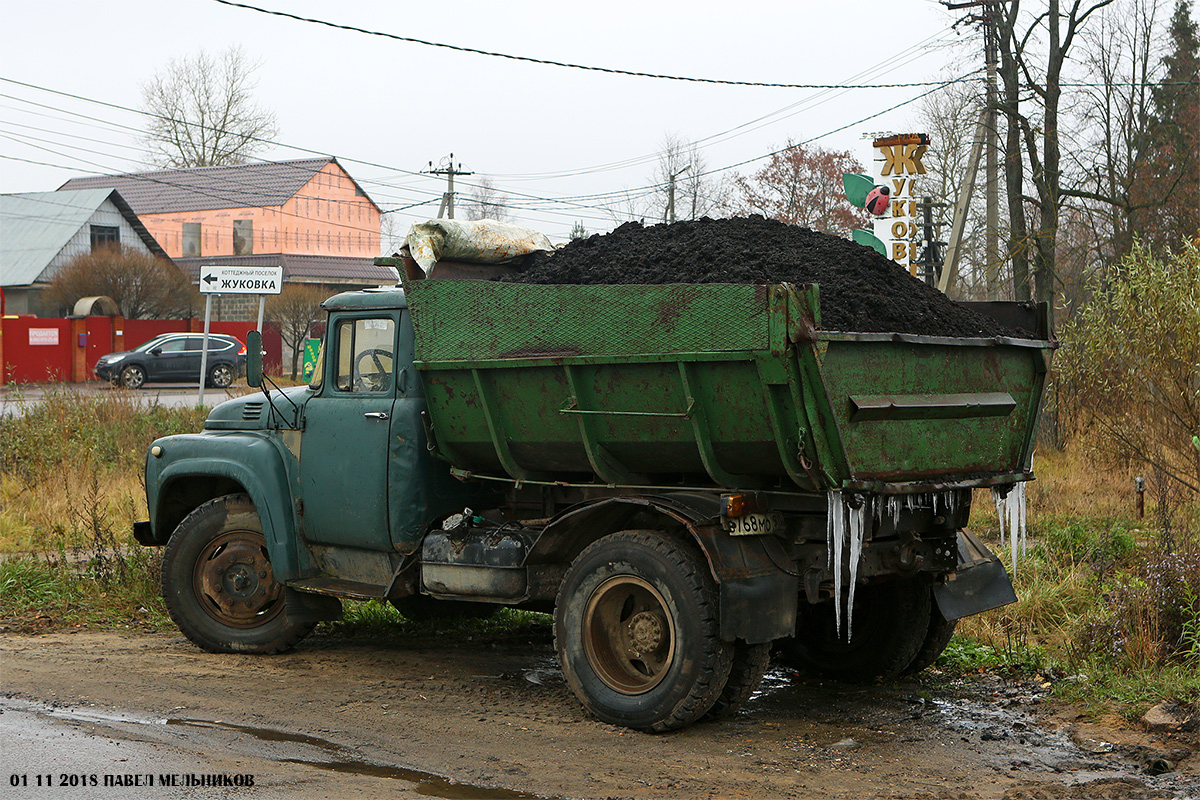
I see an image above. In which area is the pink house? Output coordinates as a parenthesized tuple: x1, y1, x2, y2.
(59, 158, 396, 316)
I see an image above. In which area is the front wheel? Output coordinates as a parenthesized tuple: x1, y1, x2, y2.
(555, 530, 733, 732)
(119, 364, 145, 389)
(161, 494, 314, 654)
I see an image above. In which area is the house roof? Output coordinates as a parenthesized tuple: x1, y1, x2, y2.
(0, 189, 169, 287)
(173, 253, 398, 285)
(57, 157, 380, 215)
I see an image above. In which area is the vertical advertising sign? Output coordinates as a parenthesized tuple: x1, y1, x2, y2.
(871, 134, 929, 277)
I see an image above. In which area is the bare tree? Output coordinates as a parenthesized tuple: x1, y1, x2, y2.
(917, 80, 995, 299)
(380, 213, 406, 256)
(267, 284, 328, 380)
(141, 46, 279, 168)
(649, 135, 720, 223)
(1064, 0, 1166, 269)
(995, 0, 1114, 322)
(44, 246, 199, 319)
(464, 178, 511, 222)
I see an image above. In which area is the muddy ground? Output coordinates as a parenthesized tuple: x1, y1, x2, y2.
(2, 625, 1196, 800)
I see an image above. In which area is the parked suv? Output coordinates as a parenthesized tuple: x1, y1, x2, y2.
(95, 333, 246, 389)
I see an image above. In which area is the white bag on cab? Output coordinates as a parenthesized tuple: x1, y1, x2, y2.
(406, 219, 554, 274)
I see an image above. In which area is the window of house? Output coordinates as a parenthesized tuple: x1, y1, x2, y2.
(233, 219, 253, 255)
(182, 223, 201, 257)
(90, 225, 119, 251)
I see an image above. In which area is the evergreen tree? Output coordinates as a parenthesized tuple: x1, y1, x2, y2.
(1140, 0, 1199, 249)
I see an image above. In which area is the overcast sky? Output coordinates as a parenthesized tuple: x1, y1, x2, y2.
(0, 0, 973, 242)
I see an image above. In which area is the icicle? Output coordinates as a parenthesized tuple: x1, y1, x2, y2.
(846, 496, 867, 641)
(992, 484, 1029, 576)
(829, 490, 845, 637)
(1014, 482, 1027, 558)
(992, 487, 1008, 557)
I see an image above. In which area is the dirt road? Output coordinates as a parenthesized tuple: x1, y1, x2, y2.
(2, 625, 1195, 799)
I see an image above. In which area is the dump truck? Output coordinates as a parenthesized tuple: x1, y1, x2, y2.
(136, 255, 1054, 732)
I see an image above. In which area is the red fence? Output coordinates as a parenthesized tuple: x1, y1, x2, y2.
(1, 315, 281, 385)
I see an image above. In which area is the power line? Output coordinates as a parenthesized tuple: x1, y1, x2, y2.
(210, 0, 966, 90)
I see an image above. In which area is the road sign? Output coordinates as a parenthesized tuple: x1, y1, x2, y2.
(199, 265, 284, 295)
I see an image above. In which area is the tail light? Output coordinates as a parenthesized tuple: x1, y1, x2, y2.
(237, 342, 247, 356)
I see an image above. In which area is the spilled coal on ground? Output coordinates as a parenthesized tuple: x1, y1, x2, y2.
(509, 216, 1023, 338)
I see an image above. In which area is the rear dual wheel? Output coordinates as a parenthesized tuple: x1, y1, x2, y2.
(555, 530, 736, 732)
(777, 577, 932, 682)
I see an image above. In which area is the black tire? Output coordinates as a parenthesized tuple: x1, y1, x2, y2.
(207, 362, 235, 389)
(554, 530, 733, 732)
(777, 577, 931, 682)
(705, 640, 771, 721)
(903, 599, 958, 675)
(161, 494, 314, 654)
(119, 364, 145, 389)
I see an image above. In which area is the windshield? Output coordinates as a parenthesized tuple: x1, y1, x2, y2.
(132, 337, 168, 353)
(308, 343, 325, 390)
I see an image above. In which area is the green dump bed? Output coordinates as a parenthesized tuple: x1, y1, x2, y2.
(404, 280, 1053, 494)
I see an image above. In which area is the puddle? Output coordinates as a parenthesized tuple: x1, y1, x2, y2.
(166, 718, 540, 799)
(10, 699, 539, 800)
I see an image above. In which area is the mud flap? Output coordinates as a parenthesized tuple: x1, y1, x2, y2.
(690, 524, 798, 644)
(932, 529, 1017, 621)
(719, 572, 799, 644)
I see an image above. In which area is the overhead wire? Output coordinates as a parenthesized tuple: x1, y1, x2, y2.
(209, 0, 969, 91)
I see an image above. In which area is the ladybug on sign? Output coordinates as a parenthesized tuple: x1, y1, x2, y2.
(865, 185, 891, 215)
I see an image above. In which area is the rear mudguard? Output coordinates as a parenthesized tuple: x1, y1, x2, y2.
(933, 529, 1018, 621)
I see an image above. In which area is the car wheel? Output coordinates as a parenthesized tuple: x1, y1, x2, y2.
(208, 363, 235, 389)
(119, 364, 146, 389)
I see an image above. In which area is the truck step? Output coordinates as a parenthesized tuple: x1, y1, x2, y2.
(288, 577, 386, 600)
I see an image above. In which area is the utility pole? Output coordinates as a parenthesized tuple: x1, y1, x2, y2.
(427, 153, 473, 220)
(944, 0, 1001, 298)
(667, 165, 691, 224)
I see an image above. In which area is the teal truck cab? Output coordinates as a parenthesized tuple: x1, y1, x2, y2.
(138, 276, 1053, 732)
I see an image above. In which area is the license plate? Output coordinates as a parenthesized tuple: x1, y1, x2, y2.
(722, 512, 785, 536)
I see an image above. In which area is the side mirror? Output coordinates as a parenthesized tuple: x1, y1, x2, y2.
(149, 347, 162, 356)
(246, 330, 264, 388)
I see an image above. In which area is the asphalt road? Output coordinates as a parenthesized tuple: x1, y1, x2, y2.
(0, 382, 245, 417)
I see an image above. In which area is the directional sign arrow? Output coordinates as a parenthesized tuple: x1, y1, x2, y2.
(202, 273, 219, 286)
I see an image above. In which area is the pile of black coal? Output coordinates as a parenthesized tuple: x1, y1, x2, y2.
(507, 216, 1017, 338)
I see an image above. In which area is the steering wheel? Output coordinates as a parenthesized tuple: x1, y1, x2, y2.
(352, 348, 394, 392)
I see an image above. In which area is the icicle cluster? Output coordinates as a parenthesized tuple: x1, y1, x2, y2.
(826, 490, 962, 641)
(991, 482, 1027, 575)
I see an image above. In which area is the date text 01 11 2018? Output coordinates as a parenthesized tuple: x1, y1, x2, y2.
(10, 773, 256, 789)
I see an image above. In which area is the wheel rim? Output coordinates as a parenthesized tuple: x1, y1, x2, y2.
(121, 367, 144, 389)
(192, 530, 284, 628)
(583, 575, 676, 695)
(211, 364, 233, 388)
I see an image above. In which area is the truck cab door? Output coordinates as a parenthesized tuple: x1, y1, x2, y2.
(297, 314, 398, 550)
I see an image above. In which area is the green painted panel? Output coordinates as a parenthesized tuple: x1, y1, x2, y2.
(405, 281, 773, 363)
(818, 341, 1049, 480)
(406, 279, 1050, 491)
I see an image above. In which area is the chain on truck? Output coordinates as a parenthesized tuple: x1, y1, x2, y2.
(136, 221, 1055, 733)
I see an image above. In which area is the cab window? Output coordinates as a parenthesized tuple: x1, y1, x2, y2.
(333, 317, 395, 393)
